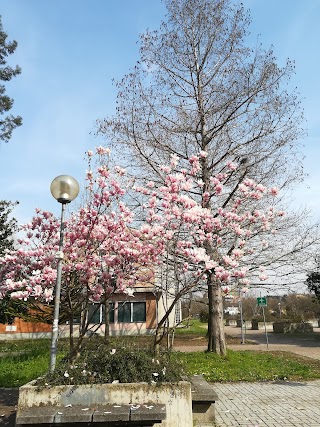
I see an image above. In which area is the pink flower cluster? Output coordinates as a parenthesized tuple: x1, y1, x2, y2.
(0, 151, 283, 305)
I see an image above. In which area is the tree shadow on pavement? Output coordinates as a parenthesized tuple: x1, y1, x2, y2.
(0, 388, 18, 427)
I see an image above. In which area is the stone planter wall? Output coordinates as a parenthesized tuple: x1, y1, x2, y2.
(225, 319, 237, 326)
(251, 321, 273, 330)
(17, 381, 193, 427)
(251, 321, 261, 330)
(236, 319, 244, 327)
(273, 322, 314, 333)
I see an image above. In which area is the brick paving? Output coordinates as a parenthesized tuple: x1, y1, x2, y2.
(213, 380, 320, 427)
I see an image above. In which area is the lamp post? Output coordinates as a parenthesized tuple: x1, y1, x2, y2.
(278, 302, 281, 318)
(49, 175, 79, 372)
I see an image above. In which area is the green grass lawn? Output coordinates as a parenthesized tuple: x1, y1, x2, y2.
(1, 334, 320, 387)
(174, 319, 207, 335)
(175, 350, 320, 382)
(0, 339, 52, 387)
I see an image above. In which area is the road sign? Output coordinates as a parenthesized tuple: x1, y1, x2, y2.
(257, 297, 267, 307)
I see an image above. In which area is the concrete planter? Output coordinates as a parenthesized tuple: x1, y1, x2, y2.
(224, 319, 236, 326)
(17, 380, 193, 427)
(251, 321, 274, 331)
(236, 319, 244, 327)
(273, 322, 314, 333)
(251, 320, 262, 330)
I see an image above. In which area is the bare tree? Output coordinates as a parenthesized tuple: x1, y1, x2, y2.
(97, 0, 311, 354)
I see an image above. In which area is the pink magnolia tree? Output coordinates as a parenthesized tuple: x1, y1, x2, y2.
(132, 153, 283, 353)
(0, 147, 282, 357)
(0, 148, 165, 357)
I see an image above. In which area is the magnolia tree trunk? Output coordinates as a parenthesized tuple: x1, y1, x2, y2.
(104, 299, 110, 344)
(207, 275, 226, 355)
(68, 315, 74, 356)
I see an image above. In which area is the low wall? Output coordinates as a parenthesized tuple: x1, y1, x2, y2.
(17, 381, 193, 427)
(273, 322, 314, 333)
(251, 321, 274, 330)
(0, 332, 52, 341)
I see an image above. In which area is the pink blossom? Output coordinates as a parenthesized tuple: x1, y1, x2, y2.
(114, 165, 126, 176)
(11, 290, 29, 301)
(232, 248, 243, 258)
(256, 184, 266, 192)
(189, 155, 199, 164)
(227, 161, 237, 171)
(234, 268, 248, 278)
(170, 154, 179, 167)
(203, 192, 210, 203)
(160, 165, 171, 174)
(239, 183, 248, 193)
(96, 146, 110, 155)
(269, 187, 279, 196)
(205, 260, 217, 270)
(243, 178, 255, 188)
(33, 285, 43, 298)
(215, 184, 223, 195)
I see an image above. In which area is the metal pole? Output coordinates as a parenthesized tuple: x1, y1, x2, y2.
(262, 306, 269, 350)
(278, 302, 281, 318)
(49, 203, 66, 372)
(239, 288, 245, 344)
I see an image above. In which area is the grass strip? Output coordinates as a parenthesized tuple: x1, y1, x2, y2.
(174, 350, 320, 382)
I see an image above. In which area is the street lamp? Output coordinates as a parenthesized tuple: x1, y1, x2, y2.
(278, 302, 281, 318)
(49, 175, 79, 372)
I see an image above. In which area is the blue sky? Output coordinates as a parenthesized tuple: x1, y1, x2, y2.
(0, 0, 319, 225)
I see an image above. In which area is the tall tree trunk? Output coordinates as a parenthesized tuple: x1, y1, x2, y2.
(207, 274, 226, 355)
(69, 315, 74, 356)
(104, 299, 110, 343)
(154, 327, 162, 356)
(186, 293, 192, 328)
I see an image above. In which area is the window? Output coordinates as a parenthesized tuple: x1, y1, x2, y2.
(132, 302, 146, 322)
(118, 302, 131, 323)
(102, 303, 115, 324)
(88, 304, 100, 324)
(88, 303, 115, 324)
(118, 302, 146, 323)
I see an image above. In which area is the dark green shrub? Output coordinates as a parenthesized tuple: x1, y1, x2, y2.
(199, 309, 208, 323)
(36, 342, 184, 386)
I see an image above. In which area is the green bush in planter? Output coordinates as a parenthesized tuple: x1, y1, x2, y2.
(36, 343, 184, 386)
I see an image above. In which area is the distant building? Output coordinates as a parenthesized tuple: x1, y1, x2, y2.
(224, 306, 239, 316)
(0, 273, 181, 339)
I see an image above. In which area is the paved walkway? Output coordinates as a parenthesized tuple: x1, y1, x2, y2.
(213, 380, 320, 427)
